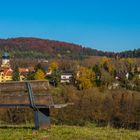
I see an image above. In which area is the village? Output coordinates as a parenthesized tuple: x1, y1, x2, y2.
(0, 0, 140, 138)
(0, 52, 73, 84)
(0, 52, 140, 91)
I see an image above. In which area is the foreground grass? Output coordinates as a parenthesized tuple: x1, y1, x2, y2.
(0, 125, 139, 140)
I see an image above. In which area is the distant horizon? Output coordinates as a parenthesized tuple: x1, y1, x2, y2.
(0, 36, 139, 53)
(0, 0, 140, 52)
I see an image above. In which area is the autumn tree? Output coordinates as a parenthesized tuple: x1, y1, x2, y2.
(132, 75, 140, 91)
(59, 59, 78, 71)
(122, 58, 135, 72)
(100, 57, 115, 75)
(100, 69, 114, 87)
(134, 65, 138, 74)
(34, 63, 45, 73)
(75, 66, 96, 90)
(100, 57, 109, 71)
(34, 69, 46, 80)
(49, 61, 58, 72)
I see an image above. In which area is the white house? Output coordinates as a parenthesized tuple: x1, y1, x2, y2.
(60, 72, 73, 83)
(126, 72, 129, 79)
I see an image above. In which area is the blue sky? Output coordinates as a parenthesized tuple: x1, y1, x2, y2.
(0, 0, 140, 52)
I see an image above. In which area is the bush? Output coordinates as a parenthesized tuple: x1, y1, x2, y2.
(50, 86, 140, 129)
(0, 85, 139, 129)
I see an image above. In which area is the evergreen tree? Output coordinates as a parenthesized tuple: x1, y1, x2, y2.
(93, 64, 101, 86)
(48, 69, 61, 87)
(12, 66, 20, 81)
(26, 71, 35, 80)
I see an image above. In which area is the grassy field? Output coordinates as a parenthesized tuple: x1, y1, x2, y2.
(0, 125, 139, 140)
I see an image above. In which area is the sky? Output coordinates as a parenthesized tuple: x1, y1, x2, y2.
(0, 0, 140, 52)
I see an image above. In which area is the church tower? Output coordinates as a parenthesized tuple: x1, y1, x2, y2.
(1, 52, 10, 68)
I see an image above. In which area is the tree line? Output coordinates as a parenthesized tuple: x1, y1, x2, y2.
(0, 38, 139, 60)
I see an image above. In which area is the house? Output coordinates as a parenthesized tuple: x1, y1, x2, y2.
(131, 66, 140, 74)
(19, 68, 29, 81)
(0, 68, 13, 82)
(0, 52, 36, 82)
(1, 52, 10, 68)
(44, 66, 52, 76)
(108, 81, 120, 90)
(137, 66, 140, 72)
(19, 67, 35, 81)
(0, 52, 13, 82)
(60, 72, 73, 84)
(116, 70, 127, 80)
(126, 72, 129, 79)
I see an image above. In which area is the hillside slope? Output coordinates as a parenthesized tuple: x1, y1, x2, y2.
(0, 37, 139, 58)
(118, 49, 140, 58)
(0, 37, 113, 59)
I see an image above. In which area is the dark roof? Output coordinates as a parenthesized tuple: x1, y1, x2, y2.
(61, 72, 73, 75)
(2, 52, 10, 59)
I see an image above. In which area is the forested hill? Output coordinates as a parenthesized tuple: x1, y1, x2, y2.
(117, 49, 140, 58)
(0, 37, 139, 59)
(0, 37, 112, 59)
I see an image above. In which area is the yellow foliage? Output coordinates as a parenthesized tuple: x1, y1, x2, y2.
(76, 66, 96, 89)
(100, 57, 110, 66)
(34, 69, 45, 80)
(49, 61, 58, 72)
(126, 58, 135, 64)
(121, 58, 135, 64)
(100, 57, 114, 74)
(107, 63, 114, 74)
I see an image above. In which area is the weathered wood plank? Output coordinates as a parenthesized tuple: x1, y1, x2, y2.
(0, 94, 53, 105)
(0, 80, 49, 93)
(0, 80, 53, 106)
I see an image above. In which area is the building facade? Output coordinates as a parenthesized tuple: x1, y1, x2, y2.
(0, 52, 13, 82)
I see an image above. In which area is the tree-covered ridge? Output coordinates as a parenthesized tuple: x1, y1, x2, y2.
(0, 37, 114, 59)
(0, 37, 139, 59)
(117, 48, 140, 58)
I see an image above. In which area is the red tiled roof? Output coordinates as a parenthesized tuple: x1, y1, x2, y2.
(19, 68, 29, 73)
(3, 68, 13, 76)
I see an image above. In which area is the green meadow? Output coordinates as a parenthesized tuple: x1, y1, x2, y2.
(0, 125, 139, 140)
